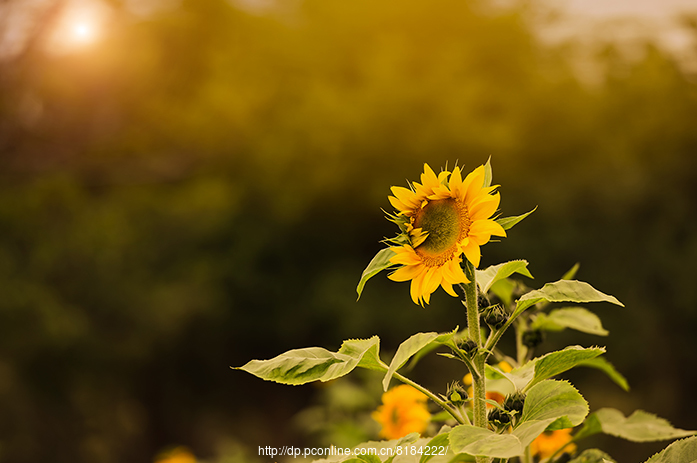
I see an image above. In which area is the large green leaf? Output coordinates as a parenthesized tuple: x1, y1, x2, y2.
(513, 280, 624, 320)
(575, 408, 696, 443)
(357, 248, 397, 300)
(476, 260, 533, 294)
(449, 419, 556, 458)
(577, 357, 629, 391)
(419, 432, 451, 463)
(531, 307, 608, 336)
(448, 425, 526, 458)
(526, 346, 605, 391)
(382, 329, 457, 391)
(644, 436, 697, 463)
(449, 380, 587, 458)
(495, 206, 537, 231)
(520, 379, 589, 430)
(493, 346, 605, 392)
(235, 336, 384, 385)
(489, 278, 517, 306)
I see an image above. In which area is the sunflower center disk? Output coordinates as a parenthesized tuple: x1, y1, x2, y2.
(413, 198, 470, 266)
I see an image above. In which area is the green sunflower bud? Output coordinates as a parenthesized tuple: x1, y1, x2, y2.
(447, 382, 467, 406)
(482, 304, 508, 330)
(522, 328, 544, 348)
(488, 407, 511, 427)
(459, 339, 478, 356)
(503, 392, 526, 415)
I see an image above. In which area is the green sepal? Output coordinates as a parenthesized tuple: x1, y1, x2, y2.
(574, 408, 696, 442)
(382, 328, 458, 390)
(531, 307, 609, 336)
(483, 157, 493, 188)
(475, 260, 533, 294)
(495, 206, 537, 231)
(233, 336, 385, 385)
(562, 262, 581, 280)
(357, 248, 397, 300)
(644, 436, 697, 463)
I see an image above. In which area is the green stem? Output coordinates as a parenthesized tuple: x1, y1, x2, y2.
(392, 371, 466, 425)
(463, 260, 489, 463)
(515, 319, 529, 366)
(522, 445, 532, 463)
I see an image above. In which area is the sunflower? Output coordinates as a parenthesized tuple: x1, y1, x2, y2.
(372, 385, 431, 440)
(530, 428, 577, 459)
(387, 163, 506, 305)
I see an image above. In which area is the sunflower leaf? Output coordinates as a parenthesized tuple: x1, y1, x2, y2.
(531, 307, 609, 336)
(449, 419, 558, 458)
(519, 379, 589, 430)
(525, 346, 605, 391)
(476, 260, 533, 294)
(234, 336, 384, 385)
(567, 449, 617, 463)
(419, 431, 451, 463)
(493, 346, 604, 392)
(357, 248, 397, 300)
(512, 279, 624, 321)
(495, 206, 537, 231)
(382, 329, 457, 391)
(577, 357, 630, 391)
(575, 408, 696, 443)
(644, 436, 697, 463)
(448, 424, 525, 458)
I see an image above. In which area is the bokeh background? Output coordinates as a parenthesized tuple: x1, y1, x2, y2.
(1, 0, 696, 461)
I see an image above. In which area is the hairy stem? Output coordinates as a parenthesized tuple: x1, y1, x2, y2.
(463, 260, 489, 463)
(392, 371, 466, 425)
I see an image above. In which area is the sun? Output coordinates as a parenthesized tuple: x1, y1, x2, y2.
(48, 3, 108, 53)
(71, 22, 95, 43)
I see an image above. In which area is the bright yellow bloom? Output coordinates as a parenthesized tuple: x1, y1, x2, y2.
(154, 447, 197, 463)
(530, 428, 577, 459)
(372, 385, 431, 440)
(387, 163, 506, 305)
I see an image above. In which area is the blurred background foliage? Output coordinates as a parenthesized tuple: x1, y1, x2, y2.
(0, 0, 696, 461)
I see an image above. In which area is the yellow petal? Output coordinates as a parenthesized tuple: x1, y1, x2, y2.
(461, 241, 481, 268)
(468, 193, 500, 221)
(462, 165, 486, 203)
(410, 269, 428, 306)
(442, 282, 458, 297)
(390, 247, 422, 265)
(443, 257, 468, 284)
(390, 186, 420, 209)
(421, 163, 439, 188)
(410, 229, 428, 248)
(469, 219, 506, 245)
(389, 264, 424, 282)
(449, 166, 464, 199)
